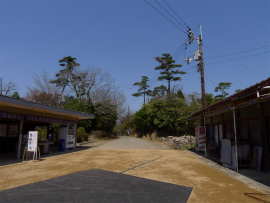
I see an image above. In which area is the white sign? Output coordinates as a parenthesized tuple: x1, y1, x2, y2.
(28, 131, 38, 152)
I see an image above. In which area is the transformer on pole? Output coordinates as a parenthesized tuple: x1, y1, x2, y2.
(183, 25, 205, 109)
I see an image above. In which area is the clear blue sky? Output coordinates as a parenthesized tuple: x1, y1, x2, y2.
(1, 0, 269, 113)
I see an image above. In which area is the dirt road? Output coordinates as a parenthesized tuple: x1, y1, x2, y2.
(1, 137, 269, 202)
(96, 136, 164, 149)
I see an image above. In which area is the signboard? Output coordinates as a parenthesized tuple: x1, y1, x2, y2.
(195, 126, 205, 151)
(28, 131, 38, 152)
(0, 124, 7, 137)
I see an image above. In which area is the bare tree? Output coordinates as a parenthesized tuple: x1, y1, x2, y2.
(2, 80, 18, 96)
(25, 71, 61, 105)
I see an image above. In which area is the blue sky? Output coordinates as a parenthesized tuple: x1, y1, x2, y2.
(1, 0, 269, 113)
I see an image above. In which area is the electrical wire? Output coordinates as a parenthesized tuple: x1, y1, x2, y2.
(204, 74, 217, 86)
(205, 50, 270, 63)
(162, 0, 190, 29)
(144, 0, 187, 34)
(204, 45, 270, 59)
(172, 43, 185, 58)
(203, 45, 267, 78)
(205, 50, 270, 65)
(175, 44, 190, 61)
(154, 0, 187, 30)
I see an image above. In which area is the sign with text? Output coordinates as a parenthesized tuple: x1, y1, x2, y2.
(28, 131, 38, 152)
(195, 126, 205, 152)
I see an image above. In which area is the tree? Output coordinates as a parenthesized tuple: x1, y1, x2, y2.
(1, 80, 17, 96)
(33, 92, 61, 106)
(64, 98, 118, 134)
(215, 82, 232, 99)
(130, 107, 150, 135)
(235, 89, 241, 93)
(155, 53, 186, 94)
(11, 91, 20, 99)
(25, 71, 61, 106)
(205, 93, 222, 107)
(50, 56, 80, 100)
(132, 76, 152, 106)
(151, 85, 167, 98)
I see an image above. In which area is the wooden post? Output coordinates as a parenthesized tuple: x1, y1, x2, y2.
(233, 108, 238, 172)
(17, 119, 24, 159)
(259, 104, 270, 171)
(74, 123, 77, 149)
(204, 116, 207, 157)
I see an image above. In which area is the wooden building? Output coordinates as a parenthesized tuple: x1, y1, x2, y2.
(189, 78, 270, 172)
(0, 95, 95, 159)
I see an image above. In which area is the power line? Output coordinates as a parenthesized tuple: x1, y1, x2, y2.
(204, 74, 217, 86)
(117, 83, 134, 89)
(172, 43, 185, 58)
(204, 45, 270, 59)
(175, 44, 190, 61)
(121, 86, 138, 92)
(205, 50, 270, 64)
(144, 0, 187, 34)
(203, 45, 267, 78)
(162, 0, 190, 29)
(154, 0, 187, 30)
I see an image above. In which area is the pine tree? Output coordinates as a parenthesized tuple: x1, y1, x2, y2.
(155, 53, 185, 94)
(132, 76, 152, 106)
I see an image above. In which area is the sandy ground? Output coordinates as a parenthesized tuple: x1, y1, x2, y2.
(1, 139, 269, 202)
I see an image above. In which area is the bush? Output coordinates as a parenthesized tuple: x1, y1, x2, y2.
(82, 133, 89, 141)
(77, 127, 86, 134)
(77, 134, 83, 143)
(111, 129, 117, 136)
(77, 127, 88, 143)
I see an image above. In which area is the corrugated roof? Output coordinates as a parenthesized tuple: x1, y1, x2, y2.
(0, 95, 95, 120)
(189, 77, 270, 119)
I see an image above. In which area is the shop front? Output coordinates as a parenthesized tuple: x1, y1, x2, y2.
(189, 78, 270, 172)
(0, 95, 94, 161)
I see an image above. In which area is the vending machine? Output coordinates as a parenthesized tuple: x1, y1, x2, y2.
(59, 124, 76, 149)
(195, 126, 206, 152)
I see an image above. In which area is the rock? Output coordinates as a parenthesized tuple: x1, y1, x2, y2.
(160, 137, 167, 141)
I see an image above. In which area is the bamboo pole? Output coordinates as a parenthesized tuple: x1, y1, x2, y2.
(233, 108, 238, 172)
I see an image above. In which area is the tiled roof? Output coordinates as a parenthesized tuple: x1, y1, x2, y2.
(189, 77, 270, 119)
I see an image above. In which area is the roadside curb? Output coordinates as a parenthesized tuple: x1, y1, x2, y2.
(186, 150, 270, 193)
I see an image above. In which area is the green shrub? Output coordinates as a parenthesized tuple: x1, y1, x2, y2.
(82, 132, 89, 141)
(77, 127, 86, 134)
(77, 127, 87, 142)
(111, 129, 117, 136)
(77, 134, 83, 143)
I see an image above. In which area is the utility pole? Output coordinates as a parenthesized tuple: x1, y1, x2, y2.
(184, 25, 205, 109)
(0, 77, 2, 95)
(198, 26, 205, 109)
(128, 106, 130, 136)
